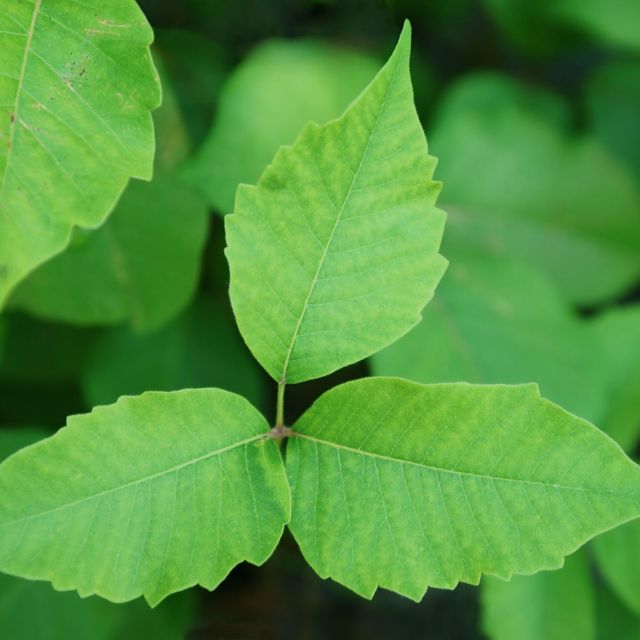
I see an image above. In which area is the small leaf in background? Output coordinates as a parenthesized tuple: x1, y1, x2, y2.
(82, 298, 264, 410)
(588, 306, 640, 452)
(481, 550, 595, 640)
(0, 428, 194, 640)
(226, 22, 446, 383)
(372, 252, 605, 423)
(183, 38, 379, 213)
(431, 73, 640, 306)
(0, 390, 290, 605)
(9, 177, 208, 332)
(594, 518, 640, 616)
(586, 61, 640, 180)
(551, 0, 640, 51)
(287, 378, 640, 600)
(0, 0, 161, 306)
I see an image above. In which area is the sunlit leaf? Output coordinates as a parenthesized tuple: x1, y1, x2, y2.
(226, 22, 446, 383)
(0, 390, 290, 605)
(287, 378, 640, 600)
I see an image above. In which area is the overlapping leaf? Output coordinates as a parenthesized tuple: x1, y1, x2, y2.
(0, 390, 290, 605)
(0, 0, 161, 306)
(226, 23, 447, 383)
(481, 551, 596, 640)
(287, 378, 640, 600)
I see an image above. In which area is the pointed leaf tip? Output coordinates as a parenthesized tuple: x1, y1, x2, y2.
(226, 23, 445, 383)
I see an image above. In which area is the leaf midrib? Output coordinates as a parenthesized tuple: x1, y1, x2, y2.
(0, 433, 265, 528)
(278, 54, 401, 383)
(0, 0, 42, 202)
(294, 432, 639, 497)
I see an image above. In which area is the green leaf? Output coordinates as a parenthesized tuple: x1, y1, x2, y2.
(0, 0, 161, 306)
(372, 252, 605, 423)
(0, 426, 49, 460)
(226, 22, 447, 384)
(183, 37, 379, 214)
(589, 306, 640, 452)
(0, 389, 290, 606)
(9, 175, 208, 332)
(0, 573, 194, 640)
(286, 378, 640, 600)
(596, 583, 640, 640)
(432, 73, 640, 306)
(586, 61, 640, 179)
(481, 551, 596, 640)
(594, 519, 640, 615)
(82, 298, 264, 409)
(0, 428, 194, 640)
(552, 0, 640, 51)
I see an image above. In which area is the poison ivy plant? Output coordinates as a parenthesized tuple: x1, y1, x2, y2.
(430, 73, 640, 306)
(0, 21, 639, 611)
(0, 0, 161, 307)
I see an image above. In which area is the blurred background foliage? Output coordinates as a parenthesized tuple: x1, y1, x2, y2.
(1, 0, 639, 638)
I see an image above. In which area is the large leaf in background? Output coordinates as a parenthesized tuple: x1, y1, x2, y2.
(372, 253, 604, 423)
(287, 379, 640, 600)
(0, 0, 161, 307)
(8, 62, 208, 332)
(431, 73, 640, 306)
(552, 0, 640, 51)
(9, 176, 208, 332)
(594, 520, 640, 616)
(481, 551, 595, 640)
(589, 306, 640, 452)
(0, 390, 290, 605)
(586, 61, 640, 179)
(183, 37, 379, 213)
(597, 584, 640, 640)
(0, 428, 194, 640)
(82, 298, 264, 409)
(226, 23, 446, 384)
